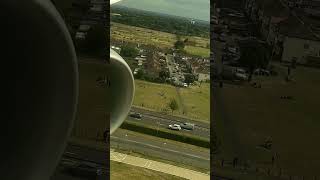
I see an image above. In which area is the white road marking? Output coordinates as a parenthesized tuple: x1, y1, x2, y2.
(121, 154, 127, 161)
(111, 136, 209, 161)
(143, 161, 149, 168)
(65, 152, 76, 155)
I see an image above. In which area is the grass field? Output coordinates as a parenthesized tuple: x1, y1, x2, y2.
(133, 80, 178, 111)
(184, 46, 210, 58)
(111, 161, 186, 180)
(72, 60, 109, 140)
(215, 63, 320, 176)
(111, 22, 176, 49)
(111, 22, 210, 57)
(180, 83, 210, 121)
(134, 80, 210, 122)
(183, 36, 210, 49)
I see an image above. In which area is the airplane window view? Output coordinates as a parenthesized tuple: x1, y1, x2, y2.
(49, 0, 210, 180)
(12, 0, 320, 179)
(50, 0, 109, 179)
(110, 0, 210, 180)
(212, 0, 320, 179)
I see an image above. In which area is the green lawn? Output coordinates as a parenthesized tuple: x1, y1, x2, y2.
(111, 161, 186, 180)
(134, 80, 210, 122)
(184, 46, 210, 58)
(133, 80, 178, 112)
(215, 63, 320, 176)
(72, 60, 109, 140)
(180, 83, 210, 121)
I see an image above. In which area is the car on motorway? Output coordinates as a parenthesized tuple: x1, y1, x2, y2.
(129, 112, 142, 119)
(168, 124, 182, 131)
(180, 122, 195, 130)
(235, 68, 248, 81)
(65, 162, 103, 178)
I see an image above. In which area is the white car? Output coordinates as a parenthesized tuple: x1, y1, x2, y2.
(168, 124, 181, 131)
(235, 68, 248, 80)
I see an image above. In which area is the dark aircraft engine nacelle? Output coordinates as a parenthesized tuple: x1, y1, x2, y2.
(2, 0, 134, 180)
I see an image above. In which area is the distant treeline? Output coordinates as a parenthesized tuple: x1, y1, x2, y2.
(215, 0, 244, 8)
(111, 5, 210, 38)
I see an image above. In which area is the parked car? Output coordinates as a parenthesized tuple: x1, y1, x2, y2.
(66, 162, 103, 178)
(129, 112, 142, 119)
(254, 69, 270, 76)
(168, 124, 181, 131)
(218, 36, 226, 42)
(235, 68, 248, 80)
(183, 83, 188, 87)
(180, 123, 195, 130)
(212, 16, 219, 25)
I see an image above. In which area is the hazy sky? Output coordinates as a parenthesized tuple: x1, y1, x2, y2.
(115, 0, 210, 21)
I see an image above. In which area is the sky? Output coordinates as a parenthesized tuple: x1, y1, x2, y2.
(114, 0, 210, 21)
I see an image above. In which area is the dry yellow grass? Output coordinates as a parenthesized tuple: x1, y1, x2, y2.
(111, 161, 186, 180)
(110, 22, 210, 57)
(111, 22, 176, 49)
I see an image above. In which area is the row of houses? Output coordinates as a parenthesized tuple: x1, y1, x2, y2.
(285, 0, 320, 9)
(245, 0, 320, 66)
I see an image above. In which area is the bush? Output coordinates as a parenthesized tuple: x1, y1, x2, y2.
(120, 45, 139, 58)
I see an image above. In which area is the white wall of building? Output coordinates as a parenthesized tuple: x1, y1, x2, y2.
(282, 37, 320, 63)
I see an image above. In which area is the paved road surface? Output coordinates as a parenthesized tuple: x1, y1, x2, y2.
(111, 129, 210, 170)
(129, 107, 210, 139)
(52, 127, 210, 180)
(111, 149, 210, 180)
(51, 145, 108, 180)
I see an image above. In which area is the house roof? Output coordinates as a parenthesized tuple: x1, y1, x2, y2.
(277, 15, 320, 41)
(257, 0, 290, 17)
(270, 16, 288, 24)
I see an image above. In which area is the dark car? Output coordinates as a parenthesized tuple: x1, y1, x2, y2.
(66, 162, 103, 178)
(180, 123, 195, 130)
(129, 112, 142, 119)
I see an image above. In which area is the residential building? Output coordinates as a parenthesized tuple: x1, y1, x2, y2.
(276, 16, 320, 64)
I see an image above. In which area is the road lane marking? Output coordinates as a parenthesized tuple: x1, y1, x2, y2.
(121, 154, 127, 161)
(111, 136, 209, 161)
(65, 152, 76, 155)
(143, 161, 149, 168)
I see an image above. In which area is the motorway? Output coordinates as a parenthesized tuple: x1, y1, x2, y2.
(52, 126, 210, 180)
(129, 107, 210, 139)
(51, 144, 108, 180)
(111, 129, 210, 170)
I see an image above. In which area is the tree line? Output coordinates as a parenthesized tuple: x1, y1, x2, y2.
(111, 6, 209, 38)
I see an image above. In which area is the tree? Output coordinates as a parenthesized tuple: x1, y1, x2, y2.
(82, 24, 107, 57)
(135, 69, 144, 79)
(239, 41, 270, 82)
(168, 98, 179, 113)
(120, 45, 139, 58)
(184, 73, 195, 84)
(159, 70, 170, 82)
(174, 40, 185, 50)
